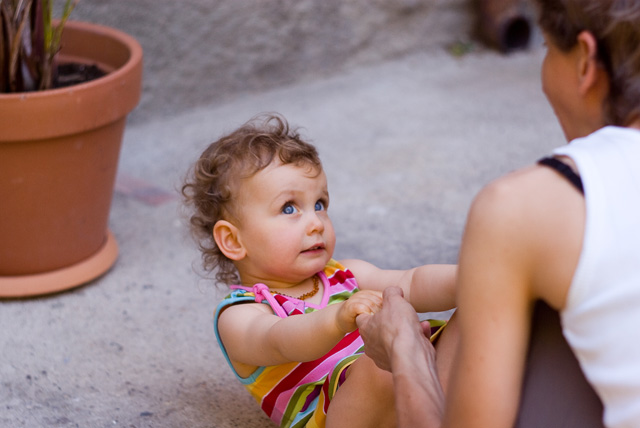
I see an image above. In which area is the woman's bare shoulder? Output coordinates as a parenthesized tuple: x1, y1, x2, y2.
(472, 164, 581, 219)
(469, 164, 585, 308)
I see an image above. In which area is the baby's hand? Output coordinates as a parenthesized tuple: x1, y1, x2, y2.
(336, 290, 383, 334)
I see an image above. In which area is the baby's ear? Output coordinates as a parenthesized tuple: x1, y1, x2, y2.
(213, 220, 246, 261)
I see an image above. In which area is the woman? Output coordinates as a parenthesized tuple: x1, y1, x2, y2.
(356, 1, 640, 427)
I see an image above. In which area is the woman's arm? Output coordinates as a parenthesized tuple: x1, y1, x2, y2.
(357, 287, 445, 428)
(443, 177, 535, 427)
(444, 166, 585, 427)
(358, 173, 543, 428)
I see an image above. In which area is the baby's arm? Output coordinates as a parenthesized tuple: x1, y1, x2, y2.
(342, 259, 457, 313)
(218, 290, 382, 368)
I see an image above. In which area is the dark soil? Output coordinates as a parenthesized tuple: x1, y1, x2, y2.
(53, 63, 107, 88)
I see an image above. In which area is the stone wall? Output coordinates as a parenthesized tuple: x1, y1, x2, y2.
(70, 0, 473, 124)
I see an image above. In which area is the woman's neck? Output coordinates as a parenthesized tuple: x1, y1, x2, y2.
(628, 117, 640, 131)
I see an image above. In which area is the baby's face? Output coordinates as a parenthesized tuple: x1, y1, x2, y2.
(234, 161, 336, 284)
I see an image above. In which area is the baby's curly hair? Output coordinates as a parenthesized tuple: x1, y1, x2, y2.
(182, 113, 322, 285)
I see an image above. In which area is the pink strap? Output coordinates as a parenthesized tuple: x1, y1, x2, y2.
(231, 283, 288, 318)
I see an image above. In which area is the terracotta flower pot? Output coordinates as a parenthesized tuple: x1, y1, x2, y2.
(0, 21, 143, 297)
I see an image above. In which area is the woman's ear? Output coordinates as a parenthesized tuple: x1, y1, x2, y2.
(213, 220, 246, 261)
(576, 31, 606, 95)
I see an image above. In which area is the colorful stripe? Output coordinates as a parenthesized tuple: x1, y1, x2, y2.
(214, 259, 363, 428)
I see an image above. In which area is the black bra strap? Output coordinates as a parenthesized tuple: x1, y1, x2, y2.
(538, 157, 584, 194)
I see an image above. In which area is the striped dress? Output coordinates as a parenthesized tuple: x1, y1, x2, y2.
(214, 259, 364, 428)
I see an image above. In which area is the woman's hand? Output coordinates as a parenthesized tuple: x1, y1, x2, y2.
(356, 286, 433, 371)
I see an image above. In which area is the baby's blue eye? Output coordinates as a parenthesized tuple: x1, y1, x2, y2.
(315, 201, 326, 211)
(282, 204, 298, 215)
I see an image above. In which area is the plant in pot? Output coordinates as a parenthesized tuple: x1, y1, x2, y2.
(0, 0, 143, 297)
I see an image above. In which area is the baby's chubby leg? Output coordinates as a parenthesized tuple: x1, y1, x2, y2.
(326, 354, 396, 428)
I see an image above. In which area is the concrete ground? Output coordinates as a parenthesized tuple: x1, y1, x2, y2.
(68, 0, 475, 125)
(1, 44, 565, 427)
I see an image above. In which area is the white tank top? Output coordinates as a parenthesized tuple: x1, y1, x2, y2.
(553, 126, 640, 428)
